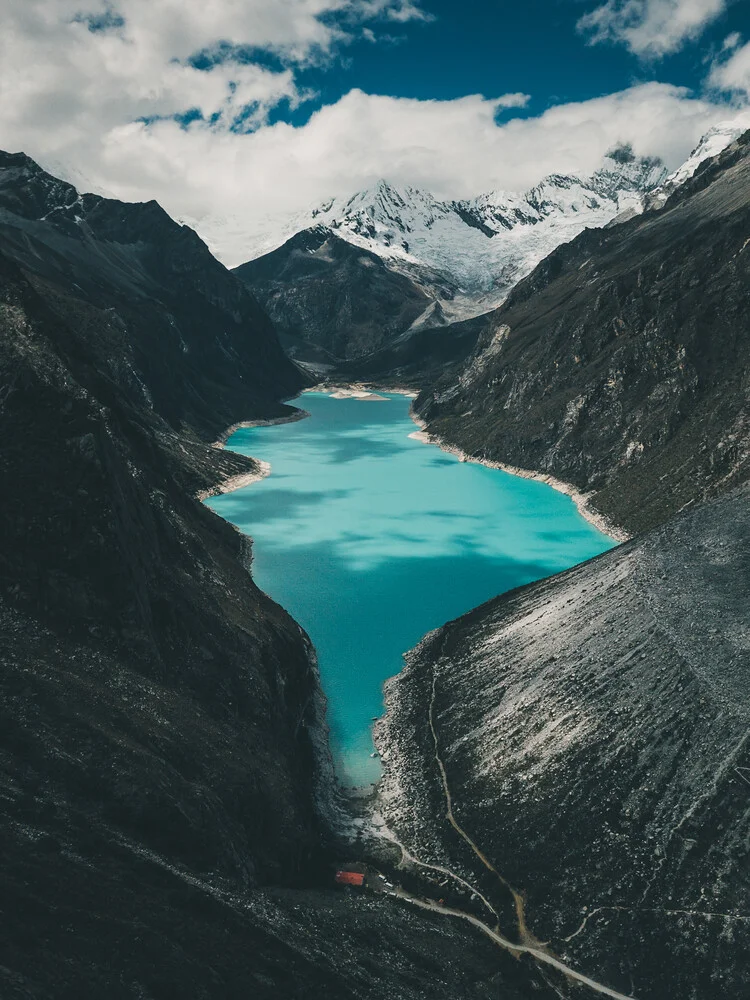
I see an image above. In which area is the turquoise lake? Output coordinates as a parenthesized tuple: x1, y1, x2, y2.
(206, 391, 615, 787)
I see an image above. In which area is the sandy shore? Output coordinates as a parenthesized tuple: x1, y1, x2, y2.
(210, 408, 310, 449)
(196, 460, 273, 501)
(198, 406, 311, 501)
(309, 382, 418, 401)
(408, 414, 630, 543)
(330, 390, 387, 401)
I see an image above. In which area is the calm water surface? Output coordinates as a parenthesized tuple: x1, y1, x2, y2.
(207, 392, 615, 786)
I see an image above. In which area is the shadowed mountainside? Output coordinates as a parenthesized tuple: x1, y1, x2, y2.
(234, 226, 435, 363)
(0, 152, 572, 999)
(410, 130, 750, 537)
(377, 483, 750, 1000)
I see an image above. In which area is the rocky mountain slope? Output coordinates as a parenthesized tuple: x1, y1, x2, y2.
(303, 150, 665, 305)
(369, 125, 750, 1000)
(0, 153, 557, 998)
(410, 128, 750, 537)
(233, 149, 667, 361)
(233, 226, 435, 362)
(376, 482, 750, 1000)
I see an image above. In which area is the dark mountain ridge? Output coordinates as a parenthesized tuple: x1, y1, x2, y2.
(0, 152, 564, 999)
(410, 129, 750, 537)
(0, 150, 331, 989)
(0, 150, 305, 435)
(233, 226, 435, 362)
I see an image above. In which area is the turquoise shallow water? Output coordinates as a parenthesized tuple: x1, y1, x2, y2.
(207, 391, 615, 787)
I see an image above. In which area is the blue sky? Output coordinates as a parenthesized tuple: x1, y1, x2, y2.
(2, 0, 749, 259)
(270, 0, 750, 127)
(302, 1, 739, 113)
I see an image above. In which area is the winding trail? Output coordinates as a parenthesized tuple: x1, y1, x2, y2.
(378, 653, 639, 1000)
(385, 887, 639, 1000)
(386, 827, 501, 924)
(427, 669, 538, 945)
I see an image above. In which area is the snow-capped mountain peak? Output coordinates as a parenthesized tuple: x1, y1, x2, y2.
(646, 117, 750, 210)
(188, 120, 749, 328)
(310, 146, 665, 256)
(314, 179, 457, 251)
(289, 148, 667, 320)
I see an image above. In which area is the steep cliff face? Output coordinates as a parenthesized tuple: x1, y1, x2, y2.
(377, 484, 750, 1000)
(0, 153, 567, 999)
(413, 131, 750, 536)
(233, 226, 433, 362)
(0, 153, 329, 992)
(0, 151, 305, 435)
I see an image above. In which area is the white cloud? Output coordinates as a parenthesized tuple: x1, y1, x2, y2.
(0, 0, 743, 267)
(709, 37, 750, 97)
(578, 0, 727, 58)
(74, 83, 734, 265)
(722, 31, 742, 51)
(0, 0, 428, 149)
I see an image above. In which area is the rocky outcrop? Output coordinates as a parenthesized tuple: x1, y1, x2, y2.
(377, 484, 750, 1000)
(234, 226, 433, 361)
(412, 130, 750, 537)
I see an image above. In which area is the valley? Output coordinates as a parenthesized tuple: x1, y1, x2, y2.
(1, 116, 749, 1000)
(205, 389, 613, 785)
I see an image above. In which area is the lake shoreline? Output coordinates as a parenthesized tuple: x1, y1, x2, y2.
(197, 407, 312, 500)
(407, 415, 630, 544)
(203, 386, 622, 805)
(200, 402, 349, 832)
(211, 408, 311, 449)
(310, 380, 628, 542)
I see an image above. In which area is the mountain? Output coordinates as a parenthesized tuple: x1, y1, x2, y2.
(645, 117, 750, 211)
(0, 149, 320, 992)
(233, 226, 436, 363)
(233, 148, 666, 362)
(0, 152, 577, 999)
(377, 480, 750, 1000)
(338, 118, 750, 387)
(408, 128, 750, 538)
(369, 134, 750, 998)
(0, 151, 306, 433)
(4, 122, 749, 998)
(369, 129, 750, 996)
(306, 148, 665, 307)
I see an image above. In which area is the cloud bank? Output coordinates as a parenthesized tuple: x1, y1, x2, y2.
(0, 1, 745, 264)
(578, 0, 727, 58)
(710, 37, 750, 98)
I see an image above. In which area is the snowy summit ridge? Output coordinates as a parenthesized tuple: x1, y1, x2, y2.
(293, 145, 666, 317)
(645, 117, 750, 210)
(194, 119, 750, 325)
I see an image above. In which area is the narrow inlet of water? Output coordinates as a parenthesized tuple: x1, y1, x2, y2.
(206, 391, 615, 788)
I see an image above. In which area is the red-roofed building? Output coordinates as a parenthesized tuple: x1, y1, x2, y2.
(334, 870, 365, 888)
